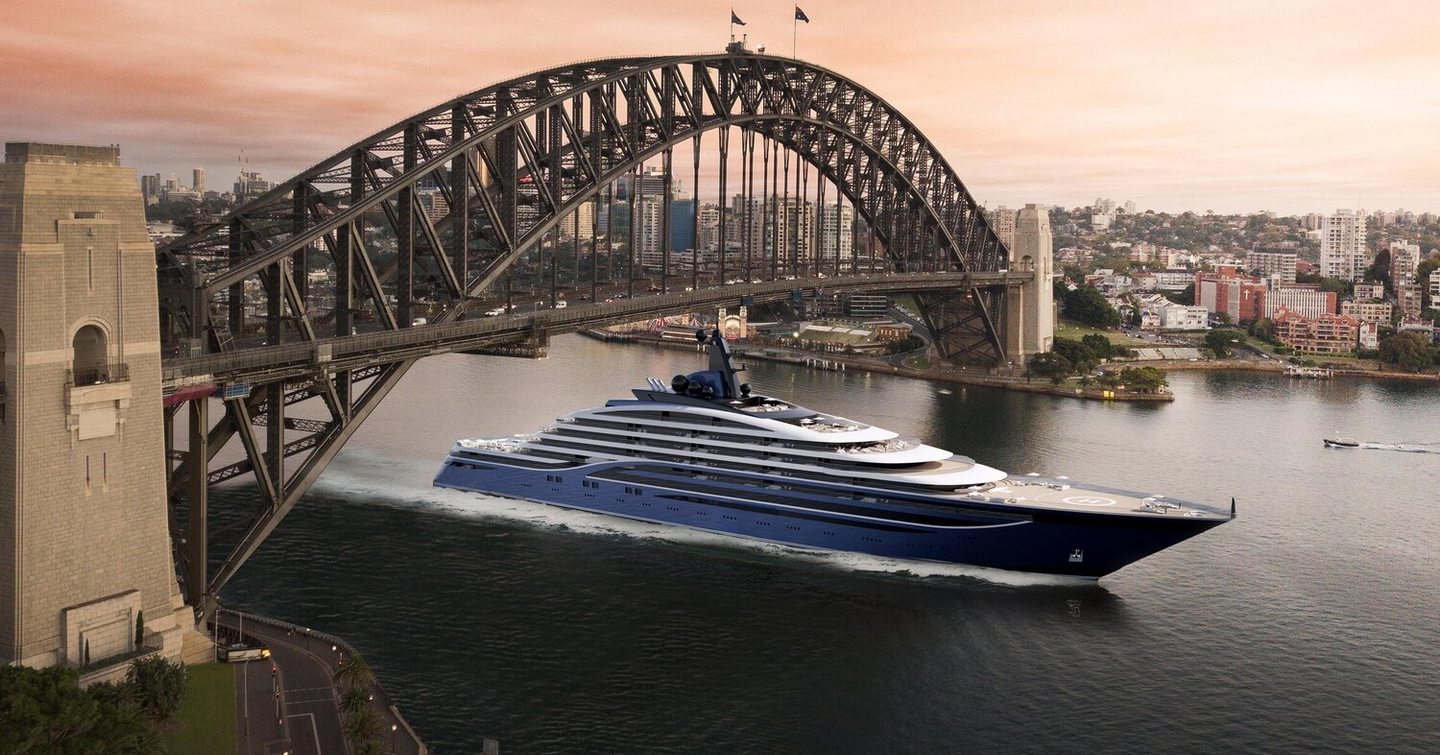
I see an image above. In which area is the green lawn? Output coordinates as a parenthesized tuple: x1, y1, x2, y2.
(1055, 320, 1147, 346)
(162, 663, 236, 755)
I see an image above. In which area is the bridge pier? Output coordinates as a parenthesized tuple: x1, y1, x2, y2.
(0, 143, 211, 672)
(1000, 204, 1055, 368)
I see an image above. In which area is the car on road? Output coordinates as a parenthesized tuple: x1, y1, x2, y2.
(554, 300, 568, 309)
(484, 307, 507, 316)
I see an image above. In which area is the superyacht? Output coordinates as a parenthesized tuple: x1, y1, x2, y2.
(434, 330, 1232, 577)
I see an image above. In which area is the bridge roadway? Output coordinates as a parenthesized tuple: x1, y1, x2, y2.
(161, 270, 1027, 388)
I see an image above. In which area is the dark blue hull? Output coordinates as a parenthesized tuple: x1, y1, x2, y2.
(433, 457, 1224, 578)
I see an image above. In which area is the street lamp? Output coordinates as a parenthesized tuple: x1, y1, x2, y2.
(392, 723, 399, 752)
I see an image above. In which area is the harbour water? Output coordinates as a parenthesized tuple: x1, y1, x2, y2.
(222, 336, 1440, 753)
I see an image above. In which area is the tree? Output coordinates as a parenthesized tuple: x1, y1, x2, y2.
(135, 610, 145, 649)
(1118, 366, 1169, 392)
(1416, 256, 1440, 310)
(1026, 352, 1073, 384)
(126, 654, 187, 722)
(1248, 317, 1278, 345)
(1205, 329, 1243, 358)
(1061, 286, 1122, 328)
(342, 706, 383, 746)
(1052, 338, 1100, 374)
(1378, 332, 1434, 373)
(334, 651, 375, 691)
(1171, 283, 1196, 305)
(1080, 333, 1115, 359)
(0, 665, 161, 754)
(1363, 248, 1393, 292)
(339, 685, 372, 715)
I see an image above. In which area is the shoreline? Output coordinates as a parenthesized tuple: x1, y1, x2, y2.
(580, 331, 1175, 402)
(580, 330, 1438, 401)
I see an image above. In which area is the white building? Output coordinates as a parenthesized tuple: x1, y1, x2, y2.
(1320, 209, 1367, 281)
(1358, 321, 1380, 351)
(818, 202, 855, 262)
(1159, 304, 1209, 330)
(1246, 250, 1297, 284)
(1341, 299, 1394, 325)
(1264, 287, 1334, 320)
(1353, 282, 1385, 301)
(1430, 269, 1440, 310)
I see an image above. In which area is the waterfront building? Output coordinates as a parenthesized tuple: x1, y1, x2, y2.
(1246, 249, 1297, 284)
(1358, 321, 1379, 351)
(1271, 308, 1360, 355)
(1319, 209, 1367, 281)
(1396, 316, 1436, 343)
(1341, 299, 1394, 325)
(1263, 284, 1336, 320)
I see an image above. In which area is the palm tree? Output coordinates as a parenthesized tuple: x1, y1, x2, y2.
(342, 706, 382, 746)
(339, 686, 370, 716)
(333, 651, 374, 691)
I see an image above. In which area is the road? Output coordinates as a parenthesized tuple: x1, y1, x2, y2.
(218, 611, 425, 755)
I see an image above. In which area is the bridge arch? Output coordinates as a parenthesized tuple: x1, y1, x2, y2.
(158, 52, 1027, 604)
(160, 52, 1011, 360)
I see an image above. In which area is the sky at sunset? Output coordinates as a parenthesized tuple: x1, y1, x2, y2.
(3, 0, 1436, 214)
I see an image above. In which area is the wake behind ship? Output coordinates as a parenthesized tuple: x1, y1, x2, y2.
(434, 331, 1232, 578)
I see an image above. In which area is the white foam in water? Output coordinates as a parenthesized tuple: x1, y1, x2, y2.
(311, 447, 1090, 588)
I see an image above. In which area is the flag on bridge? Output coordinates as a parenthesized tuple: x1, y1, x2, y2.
(731, 10, 746, 26)
(795, 6, 809, 23)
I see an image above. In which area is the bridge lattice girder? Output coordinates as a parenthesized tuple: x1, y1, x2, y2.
(158, 52, 1015, 607)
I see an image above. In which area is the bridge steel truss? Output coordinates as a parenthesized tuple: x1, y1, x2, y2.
(157, 52, 1015, 610)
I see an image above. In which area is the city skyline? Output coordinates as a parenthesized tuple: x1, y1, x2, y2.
(3, 0, 1436, 215)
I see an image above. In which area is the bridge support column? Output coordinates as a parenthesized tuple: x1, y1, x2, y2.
(0, 142, 208, 671)
(185, 399, 208, 608)
(1008, 203, 1054, 366)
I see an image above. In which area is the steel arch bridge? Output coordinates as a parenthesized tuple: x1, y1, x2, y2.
(159, 50, 1023, 611)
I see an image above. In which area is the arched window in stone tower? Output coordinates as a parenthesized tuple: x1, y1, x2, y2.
(72, 325, 109, 386)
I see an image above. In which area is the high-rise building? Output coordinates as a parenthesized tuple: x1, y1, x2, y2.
(191, 167, 205, 194)
(989, 206, 1016, 249)
(1389, 240, 1421, 285)
(697, 203, 721, 253)
(1320, 209, 1367, 281)
(818, 203, 854, 263)
(669, 198, 695, 253)
(416, 188, 448, 224)
(1246, 250, 1297, 284)
(139, 174, 160, 203)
